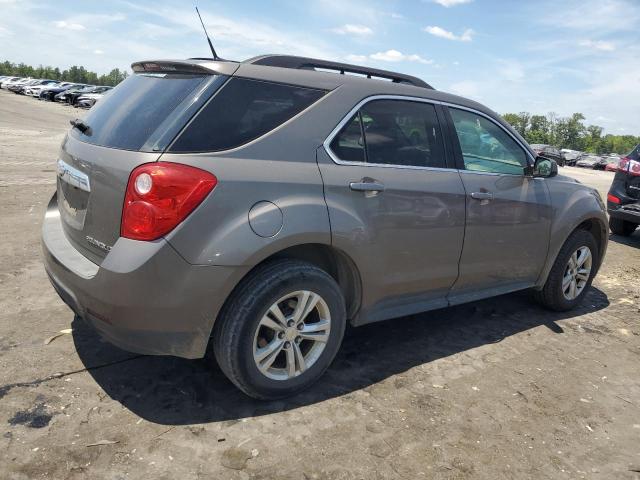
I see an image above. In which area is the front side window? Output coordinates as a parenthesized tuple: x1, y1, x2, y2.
(170, 78, 326, 152)
(329, 99, 446, 169)
(449, 108, 528, 175)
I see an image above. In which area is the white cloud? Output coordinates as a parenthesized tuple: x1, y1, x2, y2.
(0, 25, 11, 37)
(345, 54, 368, 63)
(499, 61, 525, 81)
(540, 0, 639, 31)
(93, 49, 104, 55)
(332, 24, 373, 36)
(424, 26, 474, 41)
(391, 12, 404, 19)
(432, 0, 473, 6)
(580, 39, 615, 51)
(53, 20, 86, 31)
(369, 49, 433, 64)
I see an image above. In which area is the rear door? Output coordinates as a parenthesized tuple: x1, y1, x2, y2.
(444, 106, 552, 303)
(57, 69, 228, 264)
(318, 98, 466, 324)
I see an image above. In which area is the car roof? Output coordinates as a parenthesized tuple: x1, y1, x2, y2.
(131, 55, 507, 127)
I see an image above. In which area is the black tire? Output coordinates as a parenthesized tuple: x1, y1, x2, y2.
(609, 217, 637, 236)
(212, 259, 346, 400)
(534, 229, 599, 311)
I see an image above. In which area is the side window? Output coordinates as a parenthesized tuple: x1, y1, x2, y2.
(449, 108, 527, 175)
(329, 99, 446, 168)
(170, 78, 325, 152)
(329, 113, 365, 163)
(449, 108, 528, 175)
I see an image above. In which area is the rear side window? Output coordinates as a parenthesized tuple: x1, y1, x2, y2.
(71, 73, 210, 151)
(329, 99, 446, 168)
(170, 78, 326, 152)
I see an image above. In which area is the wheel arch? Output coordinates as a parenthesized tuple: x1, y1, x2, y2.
(214, 243, 363, 330)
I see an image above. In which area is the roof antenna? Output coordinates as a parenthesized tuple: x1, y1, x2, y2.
(195, 6, 220, 60)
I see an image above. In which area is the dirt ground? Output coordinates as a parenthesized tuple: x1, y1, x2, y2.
(0, 89, 639, 480)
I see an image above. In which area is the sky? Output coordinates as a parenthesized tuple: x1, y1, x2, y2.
(1, 0, 639, 135)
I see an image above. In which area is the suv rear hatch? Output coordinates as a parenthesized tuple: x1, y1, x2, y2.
(620, 145, 640, 200)
(57, 61, 236, 264)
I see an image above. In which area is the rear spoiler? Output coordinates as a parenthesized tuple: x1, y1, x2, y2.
(131, 59, 239, 76)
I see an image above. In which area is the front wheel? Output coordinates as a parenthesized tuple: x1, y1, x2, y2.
(609, 217, 637, 236)
(535, 229, 598, 311)
(212, 260, 346, 400)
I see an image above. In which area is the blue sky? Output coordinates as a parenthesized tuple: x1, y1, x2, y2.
(1, 0, 639, 135)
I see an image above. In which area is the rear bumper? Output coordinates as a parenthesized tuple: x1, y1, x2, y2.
(608, 204, 640, 224)
(42, 194, 248, 359)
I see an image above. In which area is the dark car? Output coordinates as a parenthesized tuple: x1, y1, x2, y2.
(607, 145, 640, 236)
(530, 144, 565, 166)
(42, 55, 608, 399)
(54, 85, 95, 103)
(40, 83, 84, 101)
(64, 85, 112, 106)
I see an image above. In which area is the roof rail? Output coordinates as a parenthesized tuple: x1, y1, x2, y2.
(244, 55, 433, 89)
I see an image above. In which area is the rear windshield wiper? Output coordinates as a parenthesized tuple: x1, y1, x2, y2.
(70, 118, 91, 135)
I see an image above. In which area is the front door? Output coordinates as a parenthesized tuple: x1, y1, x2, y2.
(444, 106, 552, 304)
(318, 98, 466, 324)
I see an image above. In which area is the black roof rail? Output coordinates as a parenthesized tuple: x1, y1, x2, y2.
(244, 55, 434, 89)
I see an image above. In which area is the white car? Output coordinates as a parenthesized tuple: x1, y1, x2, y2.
(75, 92, 105, 108)
(1, 77, 27, 89)
(24, 80, 60, 97)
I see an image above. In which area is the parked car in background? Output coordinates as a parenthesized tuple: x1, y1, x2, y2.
(607, 144, 640, 236)
(0, 76, 23, 89)
(576, 155, 602, 168)
(64, 85, 112, 106)
(561, 149, 582, 166)
(39, 83, 83, 101)
(24, 80, 60, 97)
(75, 91, 107, 108)
(42, 55, 608, 399)
(7, 78, 38, 93)
(530, 144, 565, 166)
(605, 157, 621, 172)
(54, 85, 95, 103)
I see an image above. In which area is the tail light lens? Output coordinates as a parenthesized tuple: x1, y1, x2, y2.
(121, 162, 217, 241)
(607, 193, 621, 204)
(618, 157, 640, 176)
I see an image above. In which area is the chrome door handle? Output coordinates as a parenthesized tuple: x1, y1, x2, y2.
(350, 182, 385, 193)
(470, 192, 493, 201)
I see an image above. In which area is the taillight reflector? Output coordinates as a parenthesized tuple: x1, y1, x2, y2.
(618, 157, 640, 176)
(607, 193, 621, 204)
(121, 162, 217, 241)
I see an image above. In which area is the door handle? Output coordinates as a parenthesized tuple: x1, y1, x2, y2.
(470, 192, 493, 201)
(350, 181, 385, 193)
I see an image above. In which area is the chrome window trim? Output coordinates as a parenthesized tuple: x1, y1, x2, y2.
(322, 94, 535, 172)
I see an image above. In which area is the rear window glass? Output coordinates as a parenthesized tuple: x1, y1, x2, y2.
(70, 73, 209, 151)
(169, 78, 326, 152)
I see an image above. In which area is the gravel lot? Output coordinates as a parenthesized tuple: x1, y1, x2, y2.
(1, 89, 639, 480)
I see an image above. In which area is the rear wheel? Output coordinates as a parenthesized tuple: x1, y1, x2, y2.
(535, 229, 598, 311)
(609, 217, 637, 236)
(212, 260, 346, 400)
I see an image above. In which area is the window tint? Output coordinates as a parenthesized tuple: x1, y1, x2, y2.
(329, 113, 365, 163)
(329, 99, 446, 168)
(71, 73, 209, 151)
(171, 78, 325, 152)
(449, 108, 528, 175)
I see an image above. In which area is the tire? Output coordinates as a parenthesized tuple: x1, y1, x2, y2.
(609, 217, 637, 236)
(534, 229, 598, 311)
(212, 259, 346, 400)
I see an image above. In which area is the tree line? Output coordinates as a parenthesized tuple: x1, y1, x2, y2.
(0, 60, 128, 87)
(502, 111, 639, 155)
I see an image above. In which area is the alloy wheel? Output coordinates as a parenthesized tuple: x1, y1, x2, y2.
(562, 246, 592, 300)
(253, 290, 331, 381)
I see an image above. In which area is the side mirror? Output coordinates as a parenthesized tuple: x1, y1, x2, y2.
(528, 156, 558, 178)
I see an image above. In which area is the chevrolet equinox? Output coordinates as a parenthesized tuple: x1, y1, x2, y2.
(42, 55, 608, 399)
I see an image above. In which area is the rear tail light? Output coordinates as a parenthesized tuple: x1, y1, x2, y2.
(121, 162, 217, 241)
(618, 157, 640, 176)
(607, 193, 621, 204)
